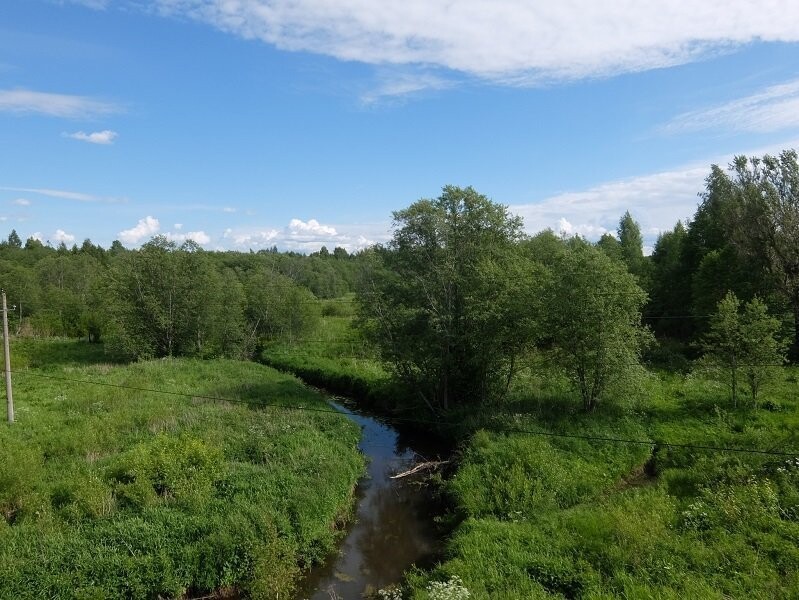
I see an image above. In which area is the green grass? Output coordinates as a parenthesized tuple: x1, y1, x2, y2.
(406, 368, 799, 599)
(260, 304, 397, 409)
(261, 305, 799, 599)
(0, 341, 364, 599)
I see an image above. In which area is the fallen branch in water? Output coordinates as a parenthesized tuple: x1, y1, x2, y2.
(390, 460, 449, 479)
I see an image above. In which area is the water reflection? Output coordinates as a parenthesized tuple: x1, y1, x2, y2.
(294, 401, 443, 599)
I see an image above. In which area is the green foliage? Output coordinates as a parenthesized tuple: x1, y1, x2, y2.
(7, 229, 22, 248)
(595, 232, 623, 263)
(104, 237, 221, 358)
(408, 367, 799, 599)
(716, 151, 799, 357)
(617, 211, 649, 285)
(244, 269, 320, 344)
(544, 243, 652, 410)
(358, 185, 539, 410)
(700, 291, 786, 407)
(0, 351, 363, 598)
(0, 233, 364, 351)
(648, 222, 693, 338)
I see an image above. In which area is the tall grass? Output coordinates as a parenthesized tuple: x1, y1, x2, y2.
(407, 368, 799, 599)
(0, 342, 364, 599)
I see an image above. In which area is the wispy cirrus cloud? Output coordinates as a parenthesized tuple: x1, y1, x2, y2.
(663, 78, 799, 134)
(360, 69, 455, 104)
(0, 186, 124, 203)
(122, 0, 799, 86)
(64, 130, 118, 144)
(0, 89, 122, 118)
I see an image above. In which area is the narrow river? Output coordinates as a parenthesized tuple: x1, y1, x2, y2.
(294, 399, 445, 599)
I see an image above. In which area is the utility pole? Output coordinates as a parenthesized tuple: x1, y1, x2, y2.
(2, 290, 13, 423)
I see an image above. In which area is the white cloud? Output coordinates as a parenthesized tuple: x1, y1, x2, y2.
(225, 218, 386, 252)
(141, 1, 799, 85)
(0, 186, 122, 203)
(288, 218, 337, 237)
(0, 89, 121, 118)
(222, 207, 236, 213)
(31, 232, 43, 242)
(512, 166, 707, 245)
(361, 69, 454, 103)
(664, 78, 799, 134)
(173, 223, 183, 230)
(64, 130, 118, 144)
(118, 216, 160, 245)
(512, 138, 799, 247)
(166, 230, 211, 245)
(224, 228, 280, 247)
(53, 229, 76, 243)
(556, 218, 609, 239)
(12, 198, 30, 206)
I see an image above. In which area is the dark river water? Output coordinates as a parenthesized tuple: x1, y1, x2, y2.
(294, 399, 445, 599)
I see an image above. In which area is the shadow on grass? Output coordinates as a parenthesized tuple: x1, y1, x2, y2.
(207, 378, 324, 410)
(11, 338, 126, 370)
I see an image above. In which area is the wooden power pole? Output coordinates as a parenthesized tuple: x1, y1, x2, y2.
(2, 290, 13, 423)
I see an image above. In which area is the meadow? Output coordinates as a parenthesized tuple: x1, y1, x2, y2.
(266, 304, 799, 599)
(0, 340, 364, 599)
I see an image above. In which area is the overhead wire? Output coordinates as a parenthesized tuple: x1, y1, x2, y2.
(11, 369, 799, 458)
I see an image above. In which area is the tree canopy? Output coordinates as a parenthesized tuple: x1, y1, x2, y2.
(544, 243, 652, 411)
(358, 185, 539, 410)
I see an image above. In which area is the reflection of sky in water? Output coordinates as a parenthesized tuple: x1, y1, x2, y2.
(295, 401, 442, 599)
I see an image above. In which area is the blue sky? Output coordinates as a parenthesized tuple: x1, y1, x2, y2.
(2, 0, 799, 252)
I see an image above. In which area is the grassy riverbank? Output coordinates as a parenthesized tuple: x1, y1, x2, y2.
(407, 370, 799, 599)
(261, 299, 396, 409)
(265, 304, 799, 599)
(0, 340, 364, 599)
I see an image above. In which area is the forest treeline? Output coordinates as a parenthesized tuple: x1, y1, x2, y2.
(0, 235, 361, 359)
(356, 150, 798, 412)
(1, 150, 797, 382)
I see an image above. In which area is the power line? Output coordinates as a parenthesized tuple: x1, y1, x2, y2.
(260, 351, 796, 368)
(11, 369, 799, 458)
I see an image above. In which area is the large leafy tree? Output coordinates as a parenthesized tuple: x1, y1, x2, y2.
(725, 150, 799, 358)
(244, 269, 320, 346)
(105, 237, 232, 358)
(358, 186, 538, 410)
(545, 243, 652, 411)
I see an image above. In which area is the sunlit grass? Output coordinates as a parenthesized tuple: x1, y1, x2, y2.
(0, 342, 364, 599)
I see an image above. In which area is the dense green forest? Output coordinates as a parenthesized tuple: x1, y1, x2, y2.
(0, 235, 362, 357)
(2, 150, 799, 598)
